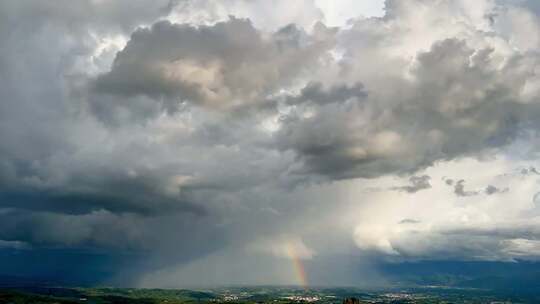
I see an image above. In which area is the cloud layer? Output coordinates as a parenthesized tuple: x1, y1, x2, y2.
(2, 0, 540, 286)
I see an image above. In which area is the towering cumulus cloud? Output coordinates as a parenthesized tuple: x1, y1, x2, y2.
(90, 17, 333, 123)
(2, 0, 540, 287)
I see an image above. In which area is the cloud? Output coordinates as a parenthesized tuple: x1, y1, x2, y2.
(392, 175, 432, 193)
(90, 18, 334, 124)
(0, 240, 31, 250)
(501, 238, 540, 259)
(271, 30, 540, 179)
(485, 184, 508, 195)
(4, 0, 540, 287)
(399, 219, 421, 225)
(454, 180, 480, 197)
(521, 166, 540, 175)
(352, 156, 540, 262)
(166, 0, 326, 31)
(247, 236, 316, 260)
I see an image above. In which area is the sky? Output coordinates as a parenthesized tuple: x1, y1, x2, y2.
(2, 0, 540, 288)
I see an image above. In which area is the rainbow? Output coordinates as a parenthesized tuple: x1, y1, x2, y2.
(286, 244, 308, 289)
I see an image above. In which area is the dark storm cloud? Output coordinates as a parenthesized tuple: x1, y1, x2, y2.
(272, 84, 373, 180)
(0, 0, 249, 259)
(0, 209, 141, 249)
(0, 185, 204, 216)
(0, 247, 148, 286)
(0, 137, 209, 217)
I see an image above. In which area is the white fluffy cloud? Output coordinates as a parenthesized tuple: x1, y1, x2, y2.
(351, 156, 540, 261)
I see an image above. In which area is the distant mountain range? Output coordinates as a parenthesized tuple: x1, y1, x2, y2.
(378, 260, 540, 293)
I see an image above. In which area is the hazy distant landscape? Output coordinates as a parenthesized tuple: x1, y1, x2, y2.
(2, 286, 540, 304)
(2, 263, 540, 304)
